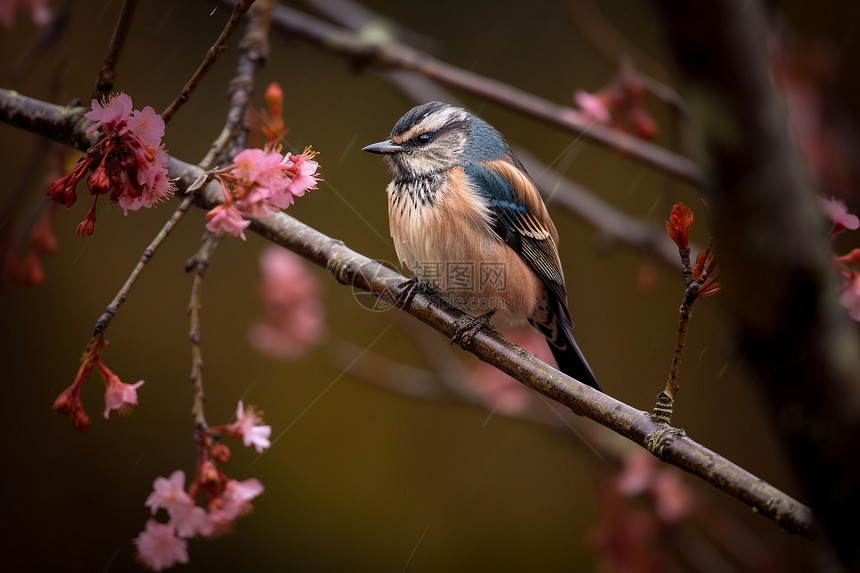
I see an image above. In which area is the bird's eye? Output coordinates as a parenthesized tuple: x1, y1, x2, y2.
(415, 133, 432, 145)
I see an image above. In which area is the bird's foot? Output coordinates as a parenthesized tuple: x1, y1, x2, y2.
(451, 311, 496, 346)
(397, 276, 433, 310)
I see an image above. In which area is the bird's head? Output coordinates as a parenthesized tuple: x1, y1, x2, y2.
(362, 101, 509, 179)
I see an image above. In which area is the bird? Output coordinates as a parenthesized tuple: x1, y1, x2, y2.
(362, 101, 601, 391)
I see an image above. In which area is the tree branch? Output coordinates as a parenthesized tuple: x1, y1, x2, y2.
(92, 0, 137, 99)
(160, 0, 254, 124)
(0, 87, 813, 539)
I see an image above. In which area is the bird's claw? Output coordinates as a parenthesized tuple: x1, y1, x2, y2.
(397, 276, 433, 310)
(451, 311, 496, 346)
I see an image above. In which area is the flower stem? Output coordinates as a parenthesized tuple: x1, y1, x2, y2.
(186, 233, 220, 430)
(652, 285, 699, 424)
(92, 196, 194, 337)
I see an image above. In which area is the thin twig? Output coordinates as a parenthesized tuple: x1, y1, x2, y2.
(199, 0, 276, 169)
(91, 196, 195, 337)
(651, 282, 699, 424)
(186, 232, 220, 429)
(92, 0, 137, 99)
(184, 0, 277, 428)
(160, 0, 254, 124)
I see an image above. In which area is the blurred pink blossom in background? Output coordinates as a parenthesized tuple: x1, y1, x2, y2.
(248, 245, 327, 360)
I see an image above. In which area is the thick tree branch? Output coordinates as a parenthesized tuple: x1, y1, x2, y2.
(0, 88, 813, 538)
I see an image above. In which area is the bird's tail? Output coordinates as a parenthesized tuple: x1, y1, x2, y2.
(531, 297, 601, 392)
(548, 324, 601, 392)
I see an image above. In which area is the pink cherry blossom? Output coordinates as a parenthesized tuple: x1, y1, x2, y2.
(206, 145, 320, 239)
(145, 470, 194, 516)
(232, 401, 272, 453)
(465, 327, 548, 415)
(281, 150, 320, 198)
(84, 93, 133, 135)
(171, 504, 209, 538)
(205, 203, 251, 240)
(229, 477, 265, 502)
(99, 360, 144, 419)
(819, 196, 860, 237)
(0, 0, 51, 28)
(222, 478, 264, 519)
(201, 478, 265, 538)
(126, 106, 166, 148)
(651, 468, 693, 522)
(838, 269, 860, 321)
(220, 478, 265, 520)
(134, 520, 189, 572)
(232, 147, 285, 191)
(248, 246, 327, 360)
(48, 93, 174, 234)
(616, 449, 657, 497)
(614, 449, 694, 523)
(575, 89, 612, 124)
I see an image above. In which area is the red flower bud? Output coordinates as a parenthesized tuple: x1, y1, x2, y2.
(87, 165, 111, 196)
(666, 203, 694, 250)
(76, 198, 99, 237)
(631, 107, 658, 140)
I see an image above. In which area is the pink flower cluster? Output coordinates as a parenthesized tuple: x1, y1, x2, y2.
(587, 449, 694, 571)
(1, 201, 57, 287)
(206, 145, 320, 240)
(820, 197, 860, 321)
(136, 470, 264, 571)
(465, 327, 549, 416)
(248, 246, 327, 360)
(574, 75, 658, 140)
(52, 333, 144, 432)
(46, 93, 174, 236)
(0, 0, 51, 28)
(134, 401, 271, 571)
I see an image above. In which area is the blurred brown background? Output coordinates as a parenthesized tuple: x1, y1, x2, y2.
(2, 0, 859, 571)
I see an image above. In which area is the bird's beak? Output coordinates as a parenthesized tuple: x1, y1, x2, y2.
(361, 140, 403, 154)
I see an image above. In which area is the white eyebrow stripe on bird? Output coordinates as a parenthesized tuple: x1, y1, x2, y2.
(392, 107, 468, 144)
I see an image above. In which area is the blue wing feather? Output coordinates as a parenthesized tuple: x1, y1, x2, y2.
(462, 162, 567, 303)
(463, 161, 601, 391)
